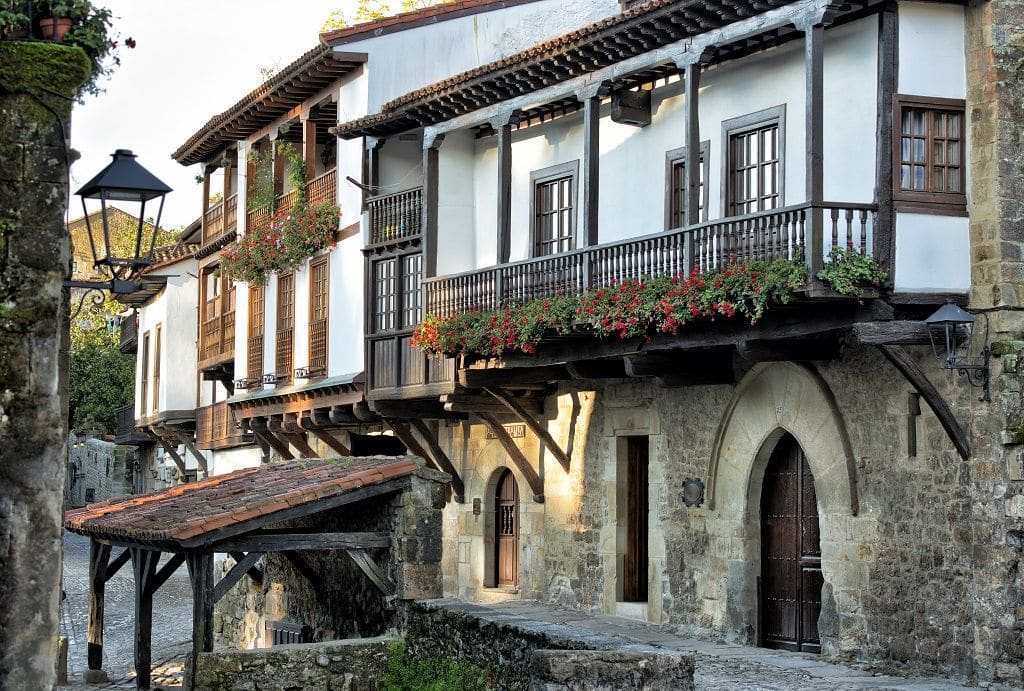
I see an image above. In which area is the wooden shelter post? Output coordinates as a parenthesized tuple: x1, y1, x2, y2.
(186, 551, 214, 691)
(86, 540, 111, 674)
(800, 18, 825, 275)
(130, 548, 160, 690)
(422, 133, 444, 278)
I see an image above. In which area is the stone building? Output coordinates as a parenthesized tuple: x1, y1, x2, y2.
(128, 0, 1024, 686)
(65, 433, 133, 508)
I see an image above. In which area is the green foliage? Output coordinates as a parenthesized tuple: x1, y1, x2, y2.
(383, 640, 489, 691)
(277, 141, 306, 203)
(68, 302, 133, 434)
(816, 246, 887, 298)
(246, 147, 275, 212)
(320, 0, 451, 31)
(0, 8, 29, 33)
(413, 257, 808, 357)
(0, 40, 92, 96)
(220, 198, 340, 284)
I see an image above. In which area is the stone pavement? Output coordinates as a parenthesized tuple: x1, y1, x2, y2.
(429, 599, 991, 691)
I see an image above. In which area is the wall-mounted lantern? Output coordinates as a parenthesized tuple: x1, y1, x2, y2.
(925, 301, 990, 402)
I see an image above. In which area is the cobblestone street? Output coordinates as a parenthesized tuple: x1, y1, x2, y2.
(60, 530, 190, 688)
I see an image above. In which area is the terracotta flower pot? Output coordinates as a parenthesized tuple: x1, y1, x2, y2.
(36, 17, 73, 42)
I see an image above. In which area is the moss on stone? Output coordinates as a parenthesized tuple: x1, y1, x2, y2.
(0, 42, 91, 97)
(991, 339, 1024, 357)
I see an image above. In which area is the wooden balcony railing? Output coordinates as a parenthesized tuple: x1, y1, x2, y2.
(196, 401, 252, 451)
(276, 189, 299, 216)
(306, 168, 336, 207)
(118, 312, 138, 355)
(367, 332, 455, 395)
(424, 202, 876, 317)
(202, 200, 224, 246)
(224, 194, 238, 233)
(368, 187, 422, 245)
(114, 403, 152, 446)
(200, 298, 235, 366)
(247, 205, 271, 235)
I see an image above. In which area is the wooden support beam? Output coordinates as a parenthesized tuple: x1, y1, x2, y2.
(147, 553, 185, 597)
(484, 387, 570, 473)
(309, 429, 352, 456)
(154, 435, 187, 477)
(186, 552, 214, 691)
(87, 540, 111, 672)
(736, 337, 841, 362)
(478, 412, 544, 502)
(566, 359, 627, 380)
(214, 552, 265, 604)
(346, 548, 396, 596)
(851, 321, 932, 346)
(175, 433, 209, 475)
(495, 116, 513, 264)
(250, 418, 295, 460)
(683, 59, 701, 249)
(408, 418, 466, 501)
(104, 547, 130, 583)
(212, 532, 390, 553)
(581, 93, 601, 249)
(303, 116, 318, 182)
(441, 393, 543, 416)
(873, 4, 897, 282)
(460, 365, 569, 388)
(878, 345, 969, 460)
(282, 551, 321, 589)
(387, 420, 441, 472)
(229, 551, 264, 584)
(281, 431, 320, 458)
(801, 20, 825, 276)
(422, 136, 443, 278)
(624, 350, 735, 386)
(131, 548, 160, 690)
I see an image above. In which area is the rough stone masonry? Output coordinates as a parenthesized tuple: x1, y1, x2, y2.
(0, 41, 90, 688)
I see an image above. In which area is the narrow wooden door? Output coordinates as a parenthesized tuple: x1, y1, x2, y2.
(495, 470, 519, 587)
(760, 434, 822, 652)
(623, 437, 649, 602)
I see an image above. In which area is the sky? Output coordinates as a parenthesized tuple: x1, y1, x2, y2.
(69, 1, 357, 231)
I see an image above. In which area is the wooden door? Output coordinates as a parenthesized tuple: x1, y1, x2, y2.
(623, 437, 649, 602)
(495, 470, 519, 587)
(760, 434, 822, 652)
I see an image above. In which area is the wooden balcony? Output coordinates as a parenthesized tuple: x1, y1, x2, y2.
(368, 187, 422, 246)
(247, 205, 271, 235)
(113, 403, 154, 446)
(199, 294, 235, 371)
(118, 312, 138, 354)
(306, 168, 336, 207)
(425, 202, 876, 317)
(196, 401, 252, 451)
(367, 332, 455, 399)
(276, 189, 299, 216)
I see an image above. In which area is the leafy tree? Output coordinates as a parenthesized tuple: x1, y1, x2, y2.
(67, 304, 134, 435)
(321, 0, 450, 31)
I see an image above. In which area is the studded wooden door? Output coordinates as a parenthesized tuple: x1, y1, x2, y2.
(760, 433, 822, 653)
(496, 470, 519, 587)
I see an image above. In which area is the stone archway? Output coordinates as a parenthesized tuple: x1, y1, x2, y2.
(705, 362, 858, 646)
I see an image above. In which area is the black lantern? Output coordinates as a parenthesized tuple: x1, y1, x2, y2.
(71, 149, 172, 294)
(925, 301, 990, 401)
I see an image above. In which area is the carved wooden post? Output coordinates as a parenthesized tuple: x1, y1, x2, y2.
(86, 540, 111, 676)
(186, 551, 214, 691)
(302, 110, 318, 183)
(131, 548, 160, 690)
(675, 50, 705, 275)
(579, 85, 605, 291)
(800, 19, 825, 275)
(492, 112, 516, 266)
(422, 133, 444, 279)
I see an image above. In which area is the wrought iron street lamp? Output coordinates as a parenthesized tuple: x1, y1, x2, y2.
(67, 149, 172, 295)
(925, 301, 991, 402)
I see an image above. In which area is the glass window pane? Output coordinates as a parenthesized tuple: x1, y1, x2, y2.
(913, 165, 925, 189)
(913, 139, 925, 162)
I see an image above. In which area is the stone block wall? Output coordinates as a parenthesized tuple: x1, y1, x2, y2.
(0, 41, 90, 689)
(215, 463, 446, 649)
(66, 435, 133, 508)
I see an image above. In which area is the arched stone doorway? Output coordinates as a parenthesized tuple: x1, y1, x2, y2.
(760, 432, 822, 653)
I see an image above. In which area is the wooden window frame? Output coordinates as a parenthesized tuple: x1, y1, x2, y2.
(140, 331, 150, 417)
(275, 271, 295, 384)
(529, 160, 579, 258)
(722, 105, 786, 217)
(308, 255, 330, 377)
(665, 140, 711, 229)
(247, 285, 265, 384)
(152, 324, 161, 414)
(892, 94, 967, 215)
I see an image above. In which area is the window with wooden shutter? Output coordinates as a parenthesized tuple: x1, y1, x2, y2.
(308, 256, 329, 377)
(275, 272, 294, 383)
(247, 285, 264, 383)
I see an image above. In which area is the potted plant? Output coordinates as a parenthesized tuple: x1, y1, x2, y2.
(0, 4, 29, 38)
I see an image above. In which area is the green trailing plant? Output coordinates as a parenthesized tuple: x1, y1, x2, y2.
(412, 257, 808, 357)
(817, 246, 887, 298)
(382, 640, 489, 691)
(277, 140, 306, 203)
(220, 198, 340, 284)
(246, 147, 276, 212)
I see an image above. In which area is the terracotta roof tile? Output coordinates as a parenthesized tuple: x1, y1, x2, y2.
(65, 457, 419, 549)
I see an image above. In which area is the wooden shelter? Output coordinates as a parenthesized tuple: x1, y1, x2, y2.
(64, 456, 426, 690)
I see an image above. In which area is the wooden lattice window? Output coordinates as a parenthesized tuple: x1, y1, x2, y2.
(893, 95, 966, 212)
(724, 106, 785, 216)
(372, 257, 397, 334)
(275, 272, 294, 383)
(247, 285, 264, 382)
(308, 256, 329, 376)
(530, 161, 578, 257)
(666, 141, 710, 229)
